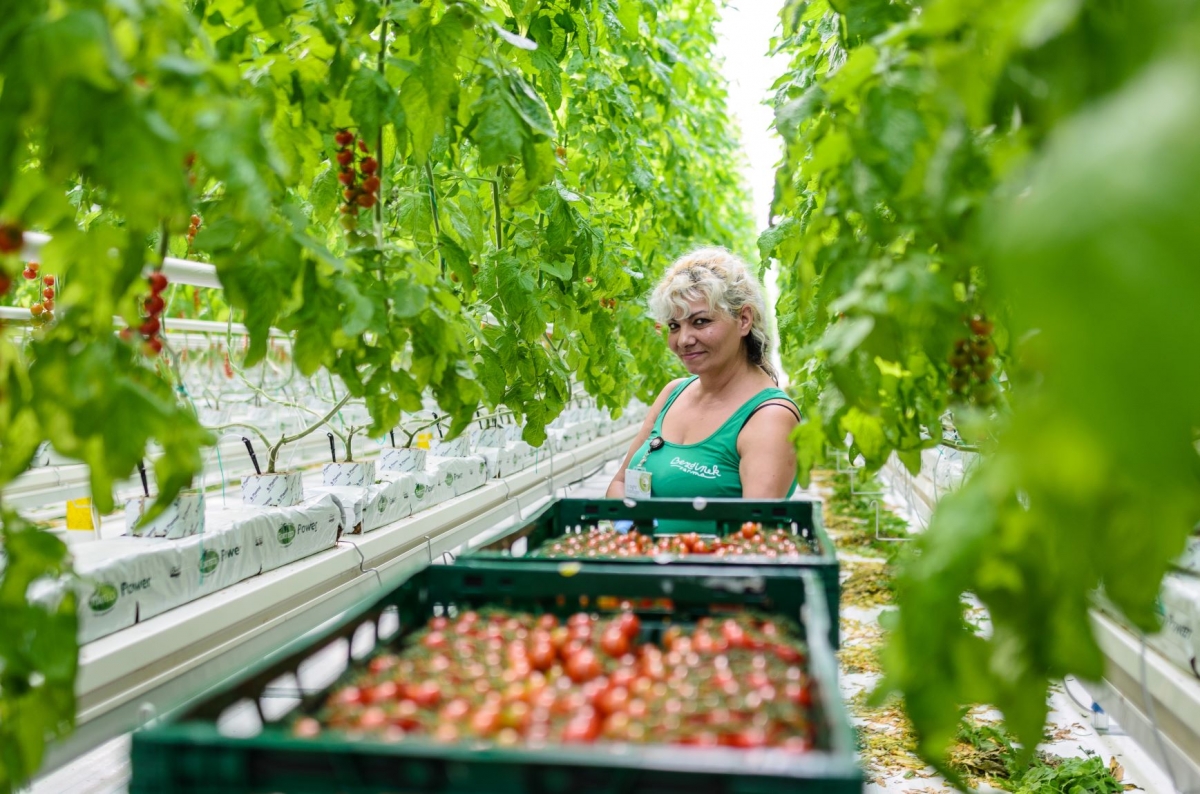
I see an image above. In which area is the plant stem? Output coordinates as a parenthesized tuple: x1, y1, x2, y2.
(232, 366, 346, 446)
(375, 8, 389, 256)
(402, 415, 448, 447)
(267, 393, 352, 473)
(492, 169, 503, 249)
(210, 423, 272, 453)
(425, 160, 447, 275)
(938, 438, 980, 454)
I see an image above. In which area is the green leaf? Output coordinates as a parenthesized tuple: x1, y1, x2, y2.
(539, 259, 572, 280)
(349, 67, 396, 144)
(438, 232, 474, 290)
(472, 77, 524, 167)
(391, 279, 428, 318)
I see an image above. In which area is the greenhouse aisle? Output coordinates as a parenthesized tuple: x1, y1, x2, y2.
(27, 458, 1177, 794)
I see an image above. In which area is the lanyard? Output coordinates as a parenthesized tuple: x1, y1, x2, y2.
(633, 435, 665, 470)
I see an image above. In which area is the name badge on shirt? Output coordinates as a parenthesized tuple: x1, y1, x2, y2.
(625, 468, 652, 499)
(625, 436, 664, 500)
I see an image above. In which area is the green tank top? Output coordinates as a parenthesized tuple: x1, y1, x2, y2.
(628, 377, 799, 502)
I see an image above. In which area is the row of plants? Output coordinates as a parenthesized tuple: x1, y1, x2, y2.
(0, 0, 755, 788)
(815, 463, 1128, 792)
(765, 0, 1200, 777)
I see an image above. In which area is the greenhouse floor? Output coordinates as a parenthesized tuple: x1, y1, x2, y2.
(29, 461, 1178, 794)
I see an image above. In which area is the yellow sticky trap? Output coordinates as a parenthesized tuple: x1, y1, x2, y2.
(66, 498, 99, 530)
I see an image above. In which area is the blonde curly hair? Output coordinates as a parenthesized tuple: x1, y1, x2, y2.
(649, 247, 778, 383)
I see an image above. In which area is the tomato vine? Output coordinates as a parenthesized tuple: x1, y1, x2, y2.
(766, 0, 1200, 776)
(0, 0, 752, 787)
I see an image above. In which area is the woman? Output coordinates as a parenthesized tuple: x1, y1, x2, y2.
(607, 247, 800, 500)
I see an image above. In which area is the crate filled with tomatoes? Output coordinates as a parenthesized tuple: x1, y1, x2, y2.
(459, 498, 840, 644)
(130, 563, 861, 793)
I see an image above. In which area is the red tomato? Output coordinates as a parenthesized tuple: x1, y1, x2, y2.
(358, 706, 387, 730)
(562, 708, 600, 743)
(609, 667, 637, 689)
(440, 698, 471, 721)
(721, 620, 747, 648)
(365, 681, 399, 703)
(409, 680, 441, 707)
(530, 641, 556, 671)
(617, 611, 641, 640)
(471, 707, 501, 736)
(679, 731, 720, 747)
(725, 727, 768, 748)
(785, 681, 813, 707)
(773, 643, 803, 663)
(368, 655, 397, 674)
(566, 648, 601, 683)
(293, 716, 321, 738)
(600, 625, 629, 658)
(596, 685, 629, 715)
(331, 686, 364, 707)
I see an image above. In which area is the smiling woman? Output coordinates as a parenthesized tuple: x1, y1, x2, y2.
(607, 248, 801, 501)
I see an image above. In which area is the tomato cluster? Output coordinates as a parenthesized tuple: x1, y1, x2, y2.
(24, 263, 57, 324)
(294, 609, 816, 752)
(948, 315, 997, 405)
(124, 271, 169, 356)
(334, 129, 379, 232)
(186, 214, 202, 248)
(532, 522, 813, 559)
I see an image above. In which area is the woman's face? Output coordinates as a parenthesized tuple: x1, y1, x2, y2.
(666, 297, 752, 375)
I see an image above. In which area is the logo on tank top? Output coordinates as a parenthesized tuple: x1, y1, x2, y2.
(670, 456, 720, 480)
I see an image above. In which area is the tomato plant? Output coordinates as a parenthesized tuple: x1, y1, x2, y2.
(766, 0, 1200, 777)
(0, 0, 755, 788)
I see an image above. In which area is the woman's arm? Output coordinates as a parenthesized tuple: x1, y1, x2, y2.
(605, 378, 687, 498)
(737, 400, 800, 499)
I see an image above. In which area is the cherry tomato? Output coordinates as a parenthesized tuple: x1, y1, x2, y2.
(566, 648, 601, 683)
(530, 642, 556, 671)
(409, 680, 441, 707)
(600, 625, 629, 658)
(293, 716, 321, 737)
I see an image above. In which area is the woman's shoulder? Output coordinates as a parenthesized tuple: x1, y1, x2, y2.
(656, 377, 690, 402)
(641, 377, 690, 428)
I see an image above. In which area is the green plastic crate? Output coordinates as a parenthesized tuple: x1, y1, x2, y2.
(130, 565, 862, 794)
(459, 498, 840, 646)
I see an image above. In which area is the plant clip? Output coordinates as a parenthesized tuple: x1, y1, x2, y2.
(242, 437, 262, 475)
(389, 429, 396, 448)
(137, 460, 151, 498)
(327, 432, 338, 463)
